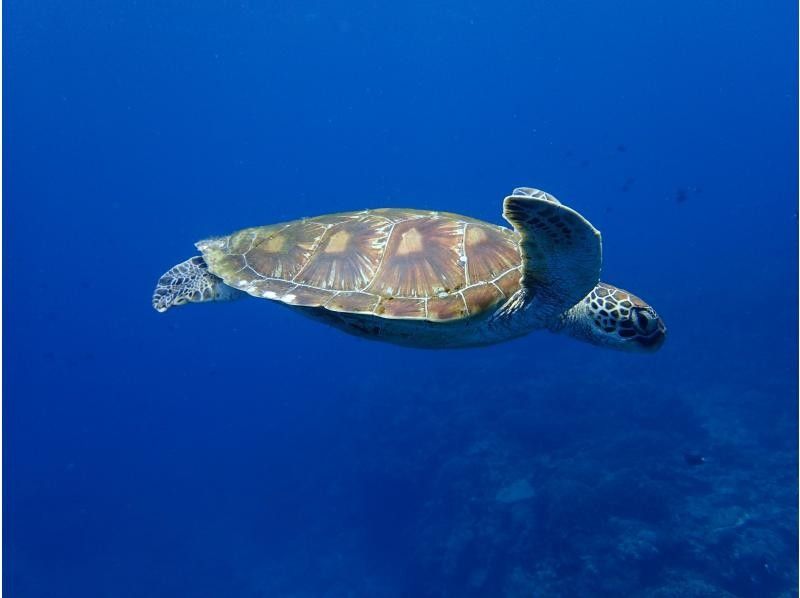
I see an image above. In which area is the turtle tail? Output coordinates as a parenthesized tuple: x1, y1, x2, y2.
(152, 256, 244, 313)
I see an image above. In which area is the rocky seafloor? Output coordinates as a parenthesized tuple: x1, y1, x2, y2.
(236, 357, 797, 598)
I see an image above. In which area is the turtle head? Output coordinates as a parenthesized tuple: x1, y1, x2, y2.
(557, 283, 666, 352)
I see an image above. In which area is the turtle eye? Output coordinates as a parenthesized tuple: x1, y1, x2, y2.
(632, 308, 658, 334)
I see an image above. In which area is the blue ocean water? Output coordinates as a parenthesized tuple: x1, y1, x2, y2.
(5, 1, 798, 596)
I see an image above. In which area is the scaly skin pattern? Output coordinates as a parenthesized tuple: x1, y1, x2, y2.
(152, 256, 242, 313)
(549, 284, 667, 352)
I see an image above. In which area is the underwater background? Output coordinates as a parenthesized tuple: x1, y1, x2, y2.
(5, 1, 798, 596)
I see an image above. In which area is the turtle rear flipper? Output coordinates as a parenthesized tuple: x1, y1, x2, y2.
(498, 187, 602, 325)
(152, 256, 243, 312)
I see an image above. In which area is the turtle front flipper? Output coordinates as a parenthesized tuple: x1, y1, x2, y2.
(152, 256, 244, 313)
(497, 187, 602, 326)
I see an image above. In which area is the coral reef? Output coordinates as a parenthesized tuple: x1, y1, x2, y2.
(239, 366, 797, 597)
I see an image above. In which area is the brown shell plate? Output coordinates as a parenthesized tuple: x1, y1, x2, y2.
(196, 209, 522, 321)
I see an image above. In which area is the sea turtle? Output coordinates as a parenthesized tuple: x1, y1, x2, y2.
(152, 187, 666, 350)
